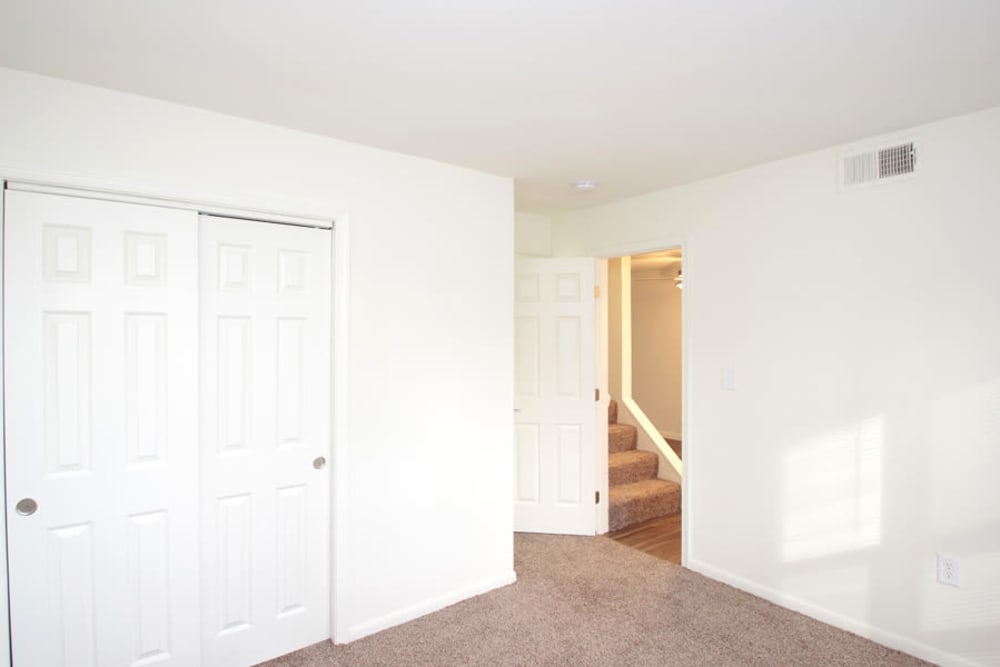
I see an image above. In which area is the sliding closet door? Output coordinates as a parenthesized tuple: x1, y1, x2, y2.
(199, 215, 331, 666)
(4, 190, 201, 666)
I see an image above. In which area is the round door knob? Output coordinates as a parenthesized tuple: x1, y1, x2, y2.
(15, 498, 38, 516)
(313, 456, 327, 470)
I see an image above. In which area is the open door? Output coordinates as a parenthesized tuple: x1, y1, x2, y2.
(513, 258, 599, 535)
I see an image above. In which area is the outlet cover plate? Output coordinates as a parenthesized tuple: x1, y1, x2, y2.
(937, 553, 961, 587)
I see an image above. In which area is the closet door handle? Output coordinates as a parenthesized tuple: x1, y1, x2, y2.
(15, 498, 38, 516)
(313, 456, 327, 470)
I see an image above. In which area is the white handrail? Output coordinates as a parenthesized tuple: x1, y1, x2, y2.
(621, 397, 682, 482)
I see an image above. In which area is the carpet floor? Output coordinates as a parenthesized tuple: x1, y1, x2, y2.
(257, 533, 931, 666)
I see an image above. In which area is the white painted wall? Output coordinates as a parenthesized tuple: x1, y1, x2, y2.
(514, 210, 552, 257)
(607, 258, 623, 402)
(553, 107, 1000, 667)
(0, 68, 515, 644)
(631, 273, 682, 439)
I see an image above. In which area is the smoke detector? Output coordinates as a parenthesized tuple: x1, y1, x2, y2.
(572, 180, 597, 192)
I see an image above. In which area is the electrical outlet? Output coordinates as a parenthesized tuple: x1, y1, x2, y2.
(937, 553, 961, 587)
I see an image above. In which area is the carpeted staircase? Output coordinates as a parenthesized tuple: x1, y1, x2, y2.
(608, 399, 681, 531)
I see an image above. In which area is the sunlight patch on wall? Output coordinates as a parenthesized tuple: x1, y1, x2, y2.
(928, 376, 1000, 535)
(781, 416, 883, 562)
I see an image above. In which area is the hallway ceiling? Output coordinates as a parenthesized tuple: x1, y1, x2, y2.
(2, 1, 1000, 214)
(631, 249, 682, 280)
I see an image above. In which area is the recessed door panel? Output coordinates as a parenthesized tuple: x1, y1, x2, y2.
(218, 317, 253, 454)
(44, 312, 92, 475)
(276, 318, 305, 445)
(515, 424, 541, 503)
(276, 484, 307, 617)
(556, 316, 582, 398)
(48, 523, 97, 667)
(127, 510, 171, 665)
(556, 425, 582, 505)
(515, 317, 541, 398)
(217, 494, 252, 635)
(125, 314, 167, 466)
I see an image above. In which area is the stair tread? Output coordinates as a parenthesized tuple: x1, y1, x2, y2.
(608, 479, 681, 531)
(608, 450, 659, 486)
(608, 423, 638, 453)
(609, 478, 680, 502)
(608, 450, 658, 466)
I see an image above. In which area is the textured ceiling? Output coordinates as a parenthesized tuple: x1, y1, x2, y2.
(2, 0, 999, 214)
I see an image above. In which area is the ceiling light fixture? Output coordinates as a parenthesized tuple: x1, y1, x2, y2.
(572, 179, 597, 192)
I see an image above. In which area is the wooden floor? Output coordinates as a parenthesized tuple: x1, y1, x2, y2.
(666, 438, 682, 459)
(607, 513, 682, 565)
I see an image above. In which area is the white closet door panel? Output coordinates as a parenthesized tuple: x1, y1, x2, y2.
(199, 215, 331, 667)
(4, 190, 201, 666)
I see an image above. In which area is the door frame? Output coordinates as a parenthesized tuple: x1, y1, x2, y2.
(0, 180, 9, 667)
(0, 171, 352, 661)
(596, 260, 609, 535)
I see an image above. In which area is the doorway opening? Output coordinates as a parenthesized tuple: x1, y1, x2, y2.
(603, 248, 683, 564)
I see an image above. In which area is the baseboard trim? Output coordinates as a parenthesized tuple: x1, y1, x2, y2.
(686, 558, 981, 667)
(343, 570, 518, 643)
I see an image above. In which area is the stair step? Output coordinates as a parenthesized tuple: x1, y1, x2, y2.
(608, 423, 637, 453)
(608, 479, 681, 532)
(608, 399, 618, 425)
(608, 450, 659, 486)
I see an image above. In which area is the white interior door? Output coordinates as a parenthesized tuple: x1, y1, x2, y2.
(513, 258, 598, 535)
(4, 190, 201, 666)
(199, 215, 331, 666)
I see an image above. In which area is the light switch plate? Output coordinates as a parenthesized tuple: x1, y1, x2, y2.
(721, 367, 736, 391)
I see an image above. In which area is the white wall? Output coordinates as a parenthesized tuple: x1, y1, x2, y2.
(553, 107, 1000, 667)
(514, 210, 552, 256)
(0, 68, 515, 643)
(631, 273, 683, 439)
(607, 258, 623, 403)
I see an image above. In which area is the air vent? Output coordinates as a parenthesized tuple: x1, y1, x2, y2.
(841, 141, 916, 189)
(879, 142, 916, 178)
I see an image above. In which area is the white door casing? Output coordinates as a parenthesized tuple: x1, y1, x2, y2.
(4, 190, 202, 666)
(199, 215, 331, 666)
(513, 258, 598, 535)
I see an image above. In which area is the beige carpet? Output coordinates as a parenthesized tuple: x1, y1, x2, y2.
(258, 533, 931, 666)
